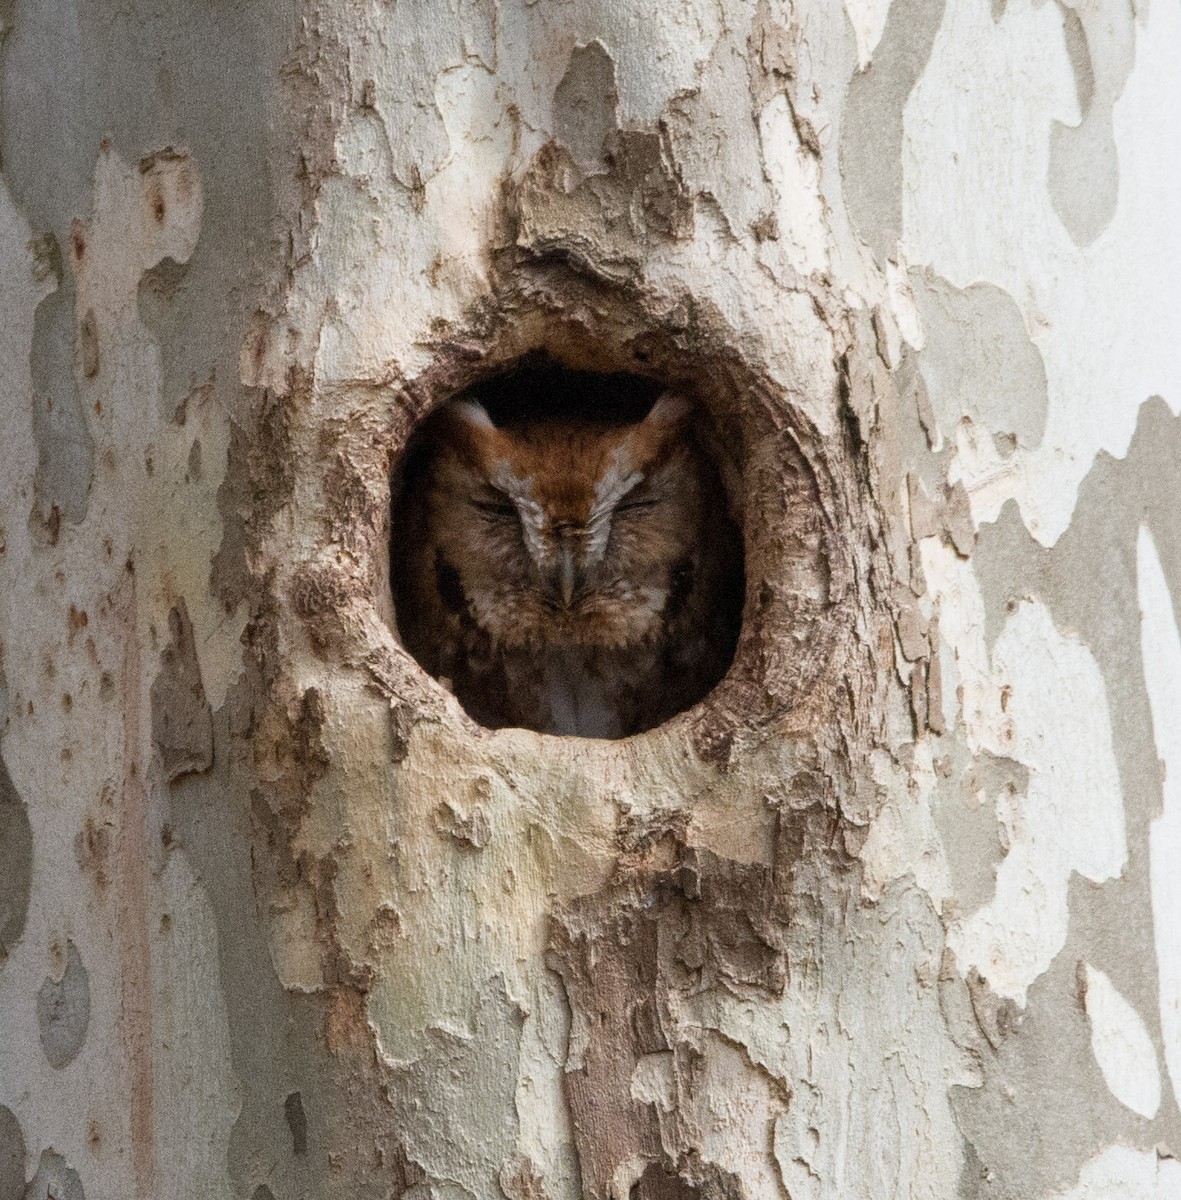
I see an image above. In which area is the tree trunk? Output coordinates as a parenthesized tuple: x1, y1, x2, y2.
(2, 1, 1179, 1198)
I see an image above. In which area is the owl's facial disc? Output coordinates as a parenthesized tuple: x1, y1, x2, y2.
(467, 449, 611, 609)
(440, 393, 690, 627)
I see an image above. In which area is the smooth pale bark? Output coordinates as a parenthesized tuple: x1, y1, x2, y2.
(1, 2, 1179, 1199)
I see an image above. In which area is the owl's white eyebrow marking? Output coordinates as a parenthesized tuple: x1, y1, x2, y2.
(584, 446, 643, 567)
(488, 458, 550, 568)
(595, 444, 644, 510)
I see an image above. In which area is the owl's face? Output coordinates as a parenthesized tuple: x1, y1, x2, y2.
(418, 394, 706, 650)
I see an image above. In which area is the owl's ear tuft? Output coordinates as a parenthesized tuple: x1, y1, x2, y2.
(621, 392, 692, 473)
(429, 399, 501, 467)
(645, 392, 692, 428)
(447, 399, 496, 431)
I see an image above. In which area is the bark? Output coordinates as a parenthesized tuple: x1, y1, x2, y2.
(1, 2, 1179, 1199)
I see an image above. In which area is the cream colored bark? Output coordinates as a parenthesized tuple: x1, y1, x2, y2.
(1, 2, 1179, 1199)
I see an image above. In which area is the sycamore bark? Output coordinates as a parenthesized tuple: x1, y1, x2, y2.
(1, 2, 1179, 1199)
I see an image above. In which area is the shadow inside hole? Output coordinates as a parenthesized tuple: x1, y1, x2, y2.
(472, 354, 663, 425)
(390, 355, 744, 738)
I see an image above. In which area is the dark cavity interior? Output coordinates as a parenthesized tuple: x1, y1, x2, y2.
(390, 356, 744, 738)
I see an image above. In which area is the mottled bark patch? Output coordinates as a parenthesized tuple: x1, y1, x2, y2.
(29, 285, 94, 528)
(0, 756, 32, 965)
(23, 1149, 85, 1200)
(0, 1105, 25, 1200)
(1047, 0, 1134, 247)
(910, 275, 1048, 452)
(554, 42, 619, 175)
(549, 846, 793, 1200)
(150, 599, 213, 782)
(839, 0, 947, 259)
(37, 939, 91, 1069)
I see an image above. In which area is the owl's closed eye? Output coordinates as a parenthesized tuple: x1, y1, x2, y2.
(392, 388, 741, 737)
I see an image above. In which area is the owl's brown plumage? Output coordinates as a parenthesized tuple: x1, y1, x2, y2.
(392, 393, 741, 737)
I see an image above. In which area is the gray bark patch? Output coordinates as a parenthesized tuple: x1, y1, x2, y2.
(554, 42, 619, 174)
(21, 1150, 84, 1200)
(0, 1106, 26, 1200)
(934, 747, 1023, 917)
(839, 0, 946, 259)
(1046, 0, 1134, 247)
(912, 273, 1048, 451)
(37, 941, 90, 1069)
(283, 1092, 307, 1156)
(0, 757, 32, 967)
(150, 599, 213, 782)
(30, 285, 94, 529)
(1048, 110, 1118, 248)
(136, 256, 195, 424)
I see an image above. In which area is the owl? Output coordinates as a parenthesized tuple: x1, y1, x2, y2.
(391, 391, 741, 738)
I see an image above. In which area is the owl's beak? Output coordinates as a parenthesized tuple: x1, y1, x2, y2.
(559, 544, 577, 607)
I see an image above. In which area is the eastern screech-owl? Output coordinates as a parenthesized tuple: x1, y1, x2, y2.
(392, 393, 741, 737)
